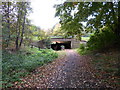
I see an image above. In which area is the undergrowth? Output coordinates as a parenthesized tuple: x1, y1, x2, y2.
(2, 47, 58, 88)
(77, 44, 91, 55)
(77, 27, 120, 88)
(87, 27, 120, 51)
(91, 51, 120, 88)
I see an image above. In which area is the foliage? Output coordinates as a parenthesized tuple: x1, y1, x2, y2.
(55, 2, 119, 34)
(55, 2, 119, 42)
(37, 29, 48, 41)
(77, 44, 88, 55)
(78, 27, 120, 53)
(2, 47, 58, 88)
(2, 2, 32, 50)
(51, 23, 70, 38)
(52, 24, 62, 36)
(2, 2, 50, 50)
(87, 27, 119, 51)
(43, 38, 51, 49)
(54, 2, 85, 39)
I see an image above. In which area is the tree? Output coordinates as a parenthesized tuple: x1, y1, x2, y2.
(52, 23, 65, 37)
(15, 2, 32, 50)
(55, 2, 119, 38)
(2, 2, 32, 50)
(55, 2, 84, 40)
(2, 2, 13, 48)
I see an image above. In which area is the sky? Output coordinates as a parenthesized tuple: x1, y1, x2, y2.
(28, 0, 88, 31)
(28, 0, 64, 30)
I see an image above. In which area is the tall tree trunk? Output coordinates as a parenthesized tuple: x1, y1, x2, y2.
(110, 2, 120, 36)
(19, 12, 26, 48)
(15, 26, 20, 50)
(15, 7, 21, 50)
(19, 2, 26, 48)
(6, 2, 10, 47)
(117, 2, 120, 36)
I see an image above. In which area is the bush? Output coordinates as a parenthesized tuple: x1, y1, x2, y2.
(78, 27, 120, 55)
(79, 44, 85, 50)
(77, 44, 87, 55)
(2, 47, 58, 88)
(87, 27, 118, 51)
(44, 38, 51, 49)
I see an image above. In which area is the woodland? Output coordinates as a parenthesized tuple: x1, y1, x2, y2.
(1, 1, 120, 89)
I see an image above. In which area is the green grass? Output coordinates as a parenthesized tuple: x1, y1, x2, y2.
(2, 47, 58, 88)
(81, 36, 90, 41)
(77, 44, 91, 55)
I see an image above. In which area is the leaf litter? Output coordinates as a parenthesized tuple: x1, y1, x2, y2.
(12, 50, 118, 89)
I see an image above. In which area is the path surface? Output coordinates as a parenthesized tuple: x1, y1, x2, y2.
(14, 50, 107, 88)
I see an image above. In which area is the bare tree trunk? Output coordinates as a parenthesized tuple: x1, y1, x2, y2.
(15, 2, 28, 50)
(15, 25, 20, 50)
(19, 2, 26, 48)
(110, 2, 120, 36)
(117, 2, 120, 36)
(19, 12, 26, 48)
(6, 2, 10, 47)
(15, 6, 21, 50)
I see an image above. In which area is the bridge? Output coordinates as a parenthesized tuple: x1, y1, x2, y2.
(51, 38, 82, 50)
(30, 38, 86, 50)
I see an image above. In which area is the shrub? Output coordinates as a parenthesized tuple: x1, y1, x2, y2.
(2, 48, 58, 88)
(77, 44, 87, 55)
(79, 44, 85, 50)
(87, 27, 118, 51)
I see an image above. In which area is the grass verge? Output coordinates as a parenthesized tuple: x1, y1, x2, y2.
(77, 44, 120, 88)
(2, 47, 58, 88)
(91, 50, 120, 88)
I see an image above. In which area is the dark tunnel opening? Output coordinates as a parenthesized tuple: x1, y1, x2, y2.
(51, 41, 71, 50)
